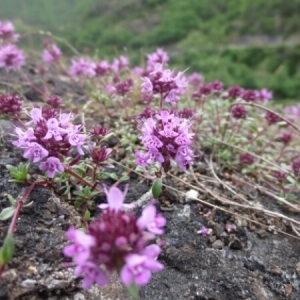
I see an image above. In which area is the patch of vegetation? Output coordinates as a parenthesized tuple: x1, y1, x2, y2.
(1, 0, 300, 101)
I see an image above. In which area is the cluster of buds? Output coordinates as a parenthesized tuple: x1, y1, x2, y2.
(135, 110, 194, 171)
(64, 186, 166, 288)
(141, 63, 186, 105)
(192, 80, 223, 99)
(231, 104, 247, 119)
(226, 86, 273, 103)
(239, 153, 255, 165)
(12, 105, 86, 177)
(107, 76, 133, 96)
(0, 94, 23, 115)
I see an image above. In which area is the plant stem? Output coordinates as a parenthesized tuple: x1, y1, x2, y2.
(64, 167, 102, 192)
(0, 180, 45, 279)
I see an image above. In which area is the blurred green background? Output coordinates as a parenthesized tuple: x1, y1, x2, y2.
(0, 0, 300, 102)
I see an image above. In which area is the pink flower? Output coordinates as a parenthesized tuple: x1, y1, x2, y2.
(99, 185, 134, 210)
(42, 44, 62, 64)
(43, 118, 65, 141)
(147, 48, 169, 71)
(120, 246, 163, 286)
(12, 127, 36, 147)
(94, 60, 111, 76)
(141, 77, 153, 93)
(0, 21, 19, 42)
(0, 44, 25, 71)
(39, 156, 64, 178)
(74, 261, 108, 288)
(259, 88, 273, 103)
(23, 142, 49, 163)
(68, 132, 86, 155)
(137, 205, 166, 235)
(197, 226, 209, 236)
(70, 58, 96, 77)
(26, 107, 43, 126)
(63, 227, 96, 264)
(111, 55, 129, 72)
(136, 110, 194, 171)
(135, 151, 150, 168)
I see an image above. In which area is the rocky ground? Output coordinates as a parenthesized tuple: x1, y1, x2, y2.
(0, 62, 300, 300)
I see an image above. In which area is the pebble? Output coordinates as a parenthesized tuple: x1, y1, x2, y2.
(212, 240, 224, 249)
(21, 279, 37, 288)
(185, 189, 199, 202)
(214, 223, 225, 236)
(256, 229, 268, 238)
(177, 204, 191, 219)
(209, 236, 216, 243)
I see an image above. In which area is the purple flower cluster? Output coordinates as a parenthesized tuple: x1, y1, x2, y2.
(239, 153, 255, 165)
(147, 48, 169, 71)
(64, 186, 166, 288)
(111, 55, 129, 73)
(107, 76, 133, 96)
(135, 110, 194, 171)
(225, 86, 273, 103)
(0, 43, 24, 71)
(70, 58, 96, 78)
(192, 80, 223, 99)
(231, 104, 247, 119)
(0, 21, 19, 43)
(0, 94, 23, 115)
(42, 43, 62, 65)
(141, 63, 186, 105)
(12, 106, 86, 177)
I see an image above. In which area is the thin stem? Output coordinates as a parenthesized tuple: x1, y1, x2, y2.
(0, 180, 45, 279)
(64, 167, 102, 192)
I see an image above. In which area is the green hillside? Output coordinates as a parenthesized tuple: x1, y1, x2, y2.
(1, 0, 300, 101)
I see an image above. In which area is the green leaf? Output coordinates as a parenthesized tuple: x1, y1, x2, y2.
(286, 175, 295, 184)
(125, 282, 139, 299)
(0, 207, 15, 221)
(83, 210, 91, 221)
(2, 234, 14, 263)
(120, 175, 130, 182)
(109, 173, 118, 181)
(6, 165, 17, 173)
(152, 178, 162, 198)
(0, 248, 4, 267)
(7, 195, 16, 206)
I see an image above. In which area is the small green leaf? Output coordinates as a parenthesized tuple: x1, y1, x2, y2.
(152, 178, 162, 198)
(6, 195, 16, 207)
(120, 175, 130, 182)
(6, 165, 17, 173)
(109, 173, 118, 181)
(83, 210, 91, 221)
(0, 248, 4, 267)
(286, 175, 295, 184)
(0, 207, 15, 221)
(135, 166, 145, 173)
(2, 234, 14, 263)
(296, 180, 300, 190)
(125, 282, 139, 299)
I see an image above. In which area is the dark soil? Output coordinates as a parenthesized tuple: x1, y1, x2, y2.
(0, 60, 300, 300)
